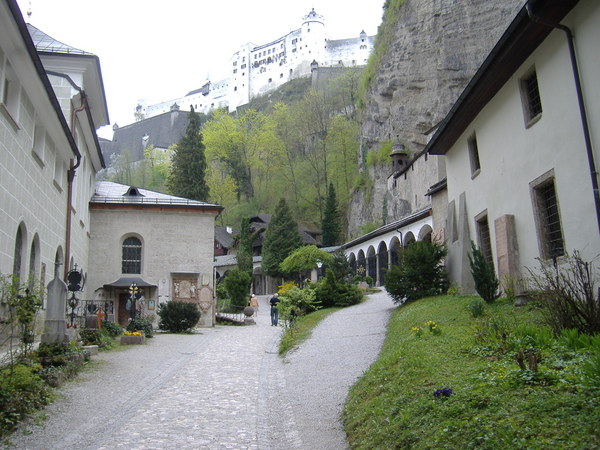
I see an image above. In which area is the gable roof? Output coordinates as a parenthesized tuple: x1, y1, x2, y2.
(426, 0, 579, 156)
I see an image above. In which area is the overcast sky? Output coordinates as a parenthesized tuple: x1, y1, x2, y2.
(16, 0, 385, 139)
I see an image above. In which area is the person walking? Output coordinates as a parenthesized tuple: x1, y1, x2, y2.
(269, 293, 280, 326)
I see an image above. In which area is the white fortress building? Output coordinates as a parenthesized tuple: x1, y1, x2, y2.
(136, 9, 374, 119)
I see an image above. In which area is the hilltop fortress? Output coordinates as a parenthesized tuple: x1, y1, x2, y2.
(135, 9, 375, 120)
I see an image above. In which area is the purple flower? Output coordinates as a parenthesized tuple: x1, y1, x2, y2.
(433, 388, 453, 398)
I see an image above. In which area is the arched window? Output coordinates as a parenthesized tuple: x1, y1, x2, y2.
(13, 225, 24, 279)
(28, 234, 39, 288)
(122, 237, 142, 274)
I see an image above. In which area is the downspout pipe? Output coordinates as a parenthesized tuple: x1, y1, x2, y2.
(46, 70, 87, 277)
(526, 2, 600, 236)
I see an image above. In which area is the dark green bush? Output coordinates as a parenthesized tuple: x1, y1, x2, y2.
(126, 317, 154, 337)
(223, 268, 252, 308)
(102, 320, 123, 337)
(158, 301, 201, 333)
(469, 241, 500, 303)
(0, 364, 52, 438)
(385, 240, 449, 304)
(317, 269, 363, 307)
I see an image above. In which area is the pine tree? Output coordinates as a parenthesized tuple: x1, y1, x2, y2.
(261, 198, 303, 279)
(468, 241, 500, 303)
(322, 183, 341, 246)
(237, 217, 254, 276)
(167, 107, 209, 201)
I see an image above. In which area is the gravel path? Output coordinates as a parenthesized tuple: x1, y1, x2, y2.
(6, 291, 392, 449)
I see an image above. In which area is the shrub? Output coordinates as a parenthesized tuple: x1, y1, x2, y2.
(158, 301, 201, 333)
(215, 281, 228, 301)
(278, 286, 321, 323)
(384, 240, 449, 304)
(329, 248, 353, 282)
(317, 269, 363, 308)
(469, 241, 500, 303)
(223, 268, 252, 308)
(528, 251, 600, 335)
(102, 320, 123, 338)
(467, 299, 485, 318)
(79, 329, 113, 348)
(0, 363, 52, 438)
(126, 317, 154, 337)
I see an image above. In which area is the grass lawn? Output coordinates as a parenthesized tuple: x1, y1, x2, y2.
(343, 294, 600, 449)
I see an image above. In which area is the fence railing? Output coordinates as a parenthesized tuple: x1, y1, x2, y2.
(215, 302, 245, 323)
(66, 299, 116, 328)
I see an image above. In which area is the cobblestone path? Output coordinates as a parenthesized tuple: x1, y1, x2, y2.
(7, 292, 392, 449)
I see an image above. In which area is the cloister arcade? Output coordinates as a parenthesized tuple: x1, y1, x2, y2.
(344, 209, 434, 287)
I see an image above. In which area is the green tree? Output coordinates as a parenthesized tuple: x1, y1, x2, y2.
(322, 183, 342, 246)
(223, 268, 252, 308)
(236, 217, 254, 276)
(261, 198, 303, 279)
(280, 245, 332, 277)
(167, 107, 209, 201)
(469, 241, 500, 304)
(385, 241, 449, 304)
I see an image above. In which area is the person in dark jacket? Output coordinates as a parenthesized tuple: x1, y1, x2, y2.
(269, 293, 280, 326)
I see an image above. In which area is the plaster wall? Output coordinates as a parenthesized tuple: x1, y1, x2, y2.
(445, 2, 600, 283)
(87, 208, 217, 326)
(0, 23, 74, 287)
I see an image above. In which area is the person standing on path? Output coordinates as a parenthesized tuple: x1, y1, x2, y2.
(270, 293, 280, 326)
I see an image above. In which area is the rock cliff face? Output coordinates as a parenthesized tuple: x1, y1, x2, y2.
(348, 0, 522, 236)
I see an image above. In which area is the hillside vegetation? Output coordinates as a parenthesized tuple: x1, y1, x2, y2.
(343, 295, 600, 448)
(107, 70, 365, 235)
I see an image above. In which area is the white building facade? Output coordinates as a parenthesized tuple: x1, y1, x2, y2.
(426, 0, 600, 292)
(1, 0, 109, 319)
(137, 9, 375, 119)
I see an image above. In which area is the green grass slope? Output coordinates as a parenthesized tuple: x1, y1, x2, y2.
(343, 295, 600, 449)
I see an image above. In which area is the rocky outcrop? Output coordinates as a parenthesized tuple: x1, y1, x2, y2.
(349, 0, 522, 236)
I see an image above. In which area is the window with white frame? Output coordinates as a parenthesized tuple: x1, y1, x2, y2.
(32, 124, 46, 163)
(1, 61, 21, 126)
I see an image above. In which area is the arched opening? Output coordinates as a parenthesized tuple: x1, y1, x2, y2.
(419, 225, 433, 242)
(13, 223, 26, 280)
(348, 252, 357, 275)
(356, 250, 366, 279)
(389, 236, 401, 267)
(366, 246, 377, 281)
(377, 241, 388, 286)
(404, 232, 416, 248)
(28, 234, 40, 288)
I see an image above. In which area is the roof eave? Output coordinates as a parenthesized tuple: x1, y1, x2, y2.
(426, 0, 580, 156)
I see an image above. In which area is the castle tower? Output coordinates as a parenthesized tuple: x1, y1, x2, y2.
(301, 8, 326, 65)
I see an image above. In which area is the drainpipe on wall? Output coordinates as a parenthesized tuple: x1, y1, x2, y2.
(46, 71, 87, 278)
(526, 2, 600, 236)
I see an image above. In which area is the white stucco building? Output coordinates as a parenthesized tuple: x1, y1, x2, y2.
(425, 0, 600, 292)
(1, 0, 109, 324)
(136, 9, 375, 118)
